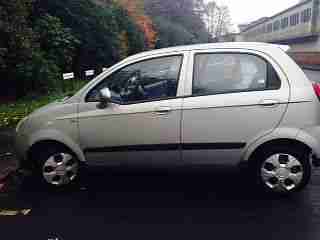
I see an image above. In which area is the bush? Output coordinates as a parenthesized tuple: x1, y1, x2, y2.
(0, 94, 62, 128)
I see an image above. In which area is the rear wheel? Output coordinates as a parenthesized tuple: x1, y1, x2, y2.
(252, 145, 311, 195)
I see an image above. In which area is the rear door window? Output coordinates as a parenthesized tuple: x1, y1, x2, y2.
(193, 53, 281, 96)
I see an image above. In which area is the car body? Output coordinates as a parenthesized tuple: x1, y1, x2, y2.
(15, 42, 320, 194)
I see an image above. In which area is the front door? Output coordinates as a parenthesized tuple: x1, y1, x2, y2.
(78, 53, 187, 166)
(181, 50, 290, 166)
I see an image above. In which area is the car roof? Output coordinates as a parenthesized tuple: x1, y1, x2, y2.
(126, 42, 289, 61)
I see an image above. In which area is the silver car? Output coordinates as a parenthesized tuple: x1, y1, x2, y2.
(15, 42, 320, 195)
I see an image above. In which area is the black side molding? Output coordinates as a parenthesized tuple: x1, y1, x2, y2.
(182, 143, 246, 150)
(84, 142, 246, 153)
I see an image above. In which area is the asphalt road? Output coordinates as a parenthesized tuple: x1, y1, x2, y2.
(1, 69, 320, 240)
(2, 166, 320, 240)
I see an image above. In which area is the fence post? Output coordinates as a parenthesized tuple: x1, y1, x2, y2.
(62, 72, 75, 93)
(85, 69, 95, 81)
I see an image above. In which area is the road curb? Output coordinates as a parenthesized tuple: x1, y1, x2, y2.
(0, 152, 16, 185)
(0, 171, 12, 192)
(0, 167, 15, 184)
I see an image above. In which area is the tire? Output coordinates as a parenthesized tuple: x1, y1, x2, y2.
(31, 144, 80, 189)
(251, 144, 311, 195)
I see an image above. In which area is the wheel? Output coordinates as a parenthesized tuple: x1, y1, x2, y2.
(252, 144, 311, 195)
(32, 144, 80, 188)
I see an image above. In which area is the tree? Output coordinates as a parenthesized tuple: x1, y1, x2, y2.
(33, 14, 80, 72)
(205, 1, 217, 34)
(0, 0, 221, 99)
(144, 0, 212, 46)
(115, 0, 157, 49)
(0, 0, 38, 97)
(153, 16, 197, 48)
(0, 0, 146, 98)
(114, 5, 145, 58)
(203, 1, 232, 37)
(34, 0, 145, 75)
(215, 5, 232, 37)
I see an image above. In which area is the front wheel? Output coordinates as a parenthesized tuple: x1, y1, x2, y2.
(252, 145, 311, 195)
(33, 144, 80, 188)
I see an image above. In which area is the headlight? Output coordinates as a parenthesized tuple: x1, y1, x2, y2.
(16, 117, 28, 133)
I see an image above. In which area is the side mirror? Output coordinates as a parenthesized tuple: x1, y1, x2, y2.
(98, 87, 111, 108)
(99, 87, 111, 102)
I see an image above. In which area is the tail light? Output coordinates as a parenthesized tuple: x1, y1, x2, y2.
(312, 82, 320, 101)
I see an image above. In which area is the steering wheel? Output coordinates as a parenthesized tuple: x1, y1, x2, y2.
(122, 70, 146, 101)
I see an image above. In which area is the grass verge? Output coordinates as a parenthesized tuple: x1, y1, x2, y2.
(0, 80, 87, 128)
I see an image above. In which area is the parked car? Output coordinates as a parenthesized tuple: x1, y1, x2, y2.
(15, 42, 320, 195)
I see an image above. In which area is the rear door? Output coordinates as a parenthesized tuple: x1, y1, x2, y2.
(181, 49, 290, 165)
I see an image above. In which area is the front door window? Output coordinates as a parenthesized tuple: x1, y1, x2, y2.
(86, 55, 183, 104)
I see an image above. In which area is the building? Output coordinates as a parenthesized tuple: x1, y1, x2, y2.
(213, 33, 243, 43)
(239, 17, 270, 32)
(240, 0, 320, 65)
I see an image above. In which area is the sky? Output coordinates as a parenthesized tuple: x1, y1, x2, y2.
(207, 0, 301, 26)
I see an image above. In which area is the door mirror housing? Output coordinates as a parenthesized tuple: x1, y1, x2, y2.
(98, 87, 112, 108)
(99, 87, 111, 102)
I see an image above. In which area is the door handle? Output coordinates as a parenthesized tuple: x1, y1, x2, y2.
(154, 106, 172, 115)
(259, 99, 280, 107)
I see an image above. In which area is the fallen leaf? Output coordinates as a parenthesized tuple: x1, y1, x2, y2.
(20, 209, 31, 215)
(0, 210, 19, 216)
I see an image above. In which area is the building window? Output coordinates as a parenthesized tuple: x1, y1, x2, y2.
(267, 23, 273, 33)
(290, 13, 300, 26)
(273, 20, 280, 31)
(301, 8, 312, 23)
(281, 17, 289, 29)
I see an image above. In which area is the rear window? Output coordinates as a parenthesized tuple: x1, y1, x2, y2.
(193, 53, 281, 96)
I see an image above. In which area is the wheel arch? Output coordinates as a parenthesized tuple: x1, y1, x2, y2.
(242, 127, 318, 164)
(246, 138, 311, 165)
(26, 129, 86, 166)
(28, 139, 72, 158)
